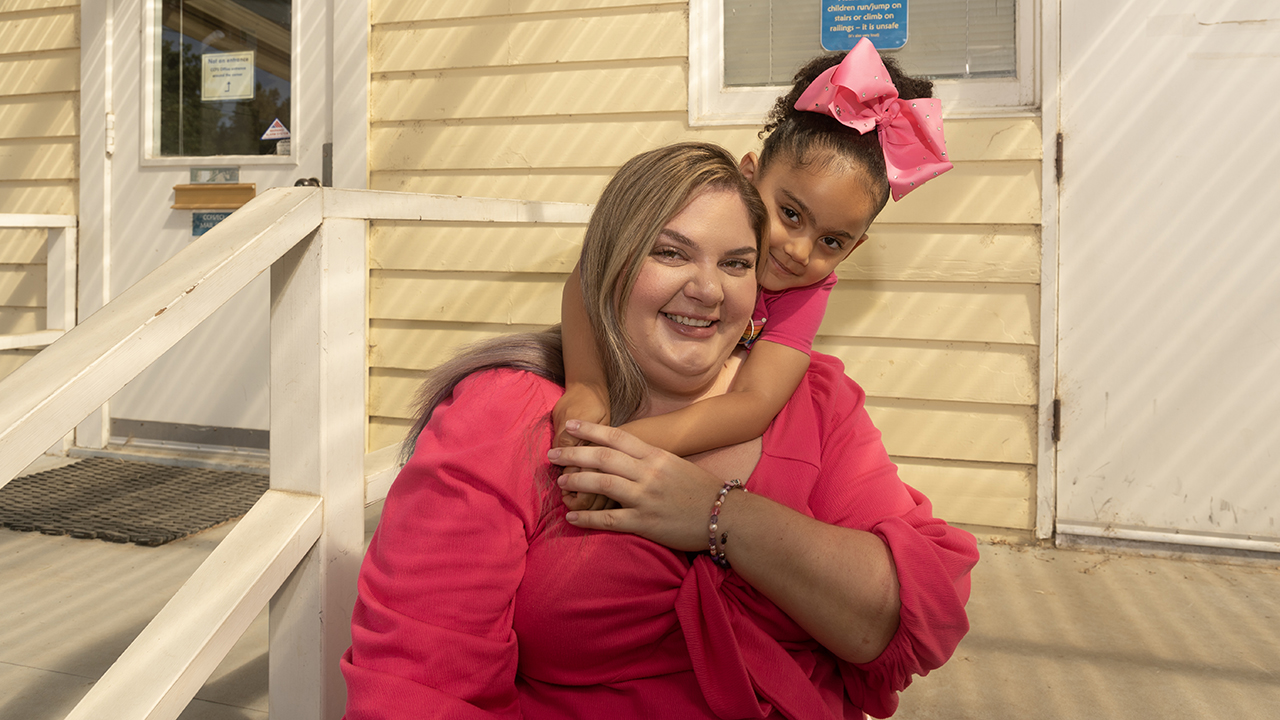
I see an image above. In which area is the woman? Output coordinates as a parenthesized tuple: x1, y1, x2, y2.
(341, 142, 978, 719)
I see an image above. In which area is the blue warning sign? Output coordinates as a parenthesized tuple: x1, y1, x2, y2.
(822, 1, 908, 51)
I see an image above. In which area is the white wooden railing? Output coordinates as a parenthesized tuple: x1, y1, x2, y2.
(0, 187, 592, 720)
(0, 213, 77, 351)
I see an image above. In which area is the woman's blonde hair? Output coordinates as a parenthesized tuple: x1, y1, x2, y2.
(402, 142, 766, 462)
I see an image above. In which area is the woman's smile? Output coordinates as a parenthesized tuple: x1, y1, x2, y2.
(661, 311, 716, 333)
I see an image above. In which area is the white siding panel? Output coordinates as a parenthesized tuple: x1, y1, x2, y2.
(942, 116, 1041, 162)
(370, 416, 413, 452)
(898, 458, 1034, 529)
(369, 118, 746, 171)
(371, 170, 615, 205)
(0, 180, 76, 215)
(371, 273, 564, 325)
(0, 264, 44, 305)
(372, 64, 687, 122)
(371, 222, 585, 273)
(846, 225, 1039, 283)
(370, 369, 427, 421)
(0, 94, 77, 140)
(869, 398, 1038, 465)
(0, 306, 43, 334)
(876, 161, 1041, 225)
(821, 339, 1037, 405)
(0, 51, 79, 95)
(0, 0, 78, 13)
(370, 321, 547, 372)
(372, 9, 686, 72)
(373, 0, 669, 24)
(822, 281, 1039, 345)
(0, 227, 46, 263)
(0, 139, 77, 181)
(0, 8, 77, 56)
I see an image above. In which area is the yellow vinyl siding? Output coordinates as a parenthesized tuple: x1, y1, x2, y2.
(0, 0, 78, 379)
(371, 8, 686, 72)
(0, 2, 78, 214)
(367, 0, 1042, 533)
(372, 0, 663, 24)
(0, 236, 46, 375)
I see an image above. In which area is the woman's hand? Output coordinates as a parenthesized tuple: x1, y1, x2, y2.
(548, 420, 723, 552)
(552, 423, 904, 664)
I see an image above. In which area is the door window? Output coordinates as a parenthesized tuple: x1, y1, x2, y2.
(154, 0, 292, 157)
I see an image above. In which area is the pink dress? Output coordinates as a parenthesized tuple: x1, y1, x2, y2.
(342, 354, 978, 719)
(741, 273, 837, 354)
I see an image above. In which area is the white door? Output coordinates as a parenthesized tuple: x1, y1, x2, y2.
(82, 0, 333, 450)
(1056, 1, 1280, 550)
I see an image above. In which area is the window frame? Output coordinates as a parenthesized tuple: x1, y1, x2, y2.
(140, 0, 300, 166)
(688, 0, 1040, 126)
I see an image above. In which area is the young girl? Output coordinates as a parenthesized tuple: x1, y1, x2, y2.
(554, 38, 952, 510)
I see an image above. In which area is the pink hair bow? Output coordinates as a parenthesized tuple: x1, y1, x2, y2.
(794, 37, 952, 201)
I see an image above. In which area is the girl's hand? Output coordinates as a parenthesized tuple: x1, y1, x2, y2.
(560, 487, 616, 512)
(548, 420, 723, 552)
(551, 383, 611, 449)
(552, 384, 613, 510)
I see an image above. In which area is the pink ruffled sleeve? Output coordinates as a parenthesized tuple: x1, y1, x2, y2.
(804, 355, 979, 718)
(341, 369, 559, 719)
(754, 272, 837, 354)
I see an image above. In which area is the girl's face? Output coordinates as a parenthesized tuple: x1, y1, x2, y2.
(740, 152, 876, 292)
(624, 188, 759, 403)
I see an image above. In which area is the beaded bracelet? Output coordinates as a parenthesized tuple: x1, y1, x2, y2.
(708, 479, 747, 569)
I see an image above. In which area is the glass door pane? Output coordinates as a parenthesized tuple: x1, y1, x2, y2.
(156, 0, 292, 157)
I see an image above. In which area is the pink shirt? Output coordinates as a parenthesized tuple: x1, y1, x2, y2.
(342, 354, 977, 719)
(742, 273, 837, 355)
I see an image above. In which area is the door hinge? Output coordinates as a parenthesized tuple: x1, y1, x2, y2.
(1051, 397, 1062, 443)
(1054, 132, 1063, 185)
(105, 112, 116, 156)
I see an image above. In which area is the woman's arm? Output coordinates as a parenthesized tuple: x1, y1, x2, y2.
(343, 370, 555, 718)
(620, 339, 809, 456)
(548, 420, 900, 664)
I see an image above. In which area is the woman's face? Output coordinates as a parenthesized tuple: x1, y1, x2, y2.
(623, 188, 760, 404)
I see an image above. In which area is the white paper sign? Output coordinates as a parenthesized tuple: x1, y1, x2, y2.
(202, 51, 255, 102)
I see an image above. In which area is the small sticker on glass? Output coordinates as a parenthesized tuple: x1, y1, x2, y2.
(261, 118, 291, 140)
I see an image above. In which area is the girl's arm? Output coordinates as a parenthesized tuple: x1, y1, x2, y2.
(555, 262, 614, 511)
(553, 262, 611, 449)
(621, 339, 809, 456)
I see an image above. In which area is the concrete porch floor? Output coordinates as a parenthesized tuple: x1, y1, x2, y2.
(2, 457, 1278, 719)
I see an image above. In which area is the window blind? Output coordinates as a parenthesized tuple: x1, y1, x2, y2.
(724, 0, 1016, 87)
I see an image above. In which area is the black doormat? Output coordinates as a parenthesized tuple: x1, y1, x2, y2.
(0, 458, 268, 546)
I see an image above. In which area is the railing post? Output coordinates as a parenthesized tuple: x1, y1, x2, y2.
(268, 215, 367, 719)
(47, 224, 77, 454)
